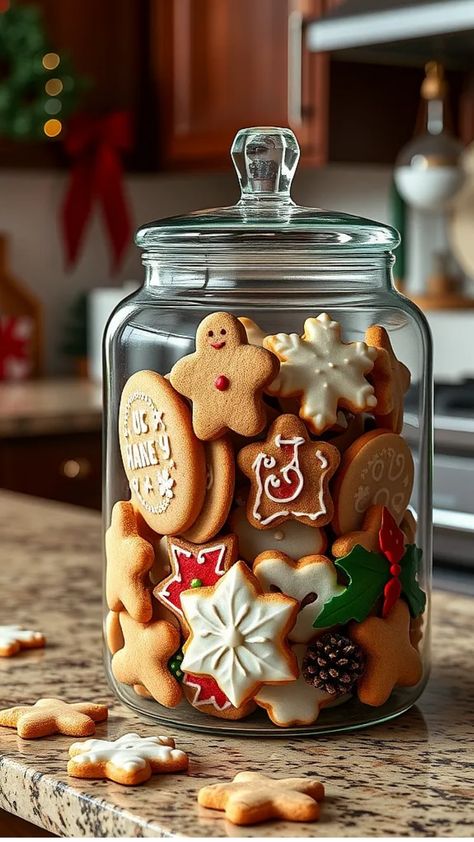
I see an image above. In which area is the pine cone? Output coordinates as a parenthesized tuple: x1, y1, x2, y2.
(302, 633, 365, 696)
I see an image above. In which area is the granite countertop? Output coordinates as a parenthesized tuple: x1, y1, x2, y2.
(0, 380, 102, 437)
(0, 491, 473, 838)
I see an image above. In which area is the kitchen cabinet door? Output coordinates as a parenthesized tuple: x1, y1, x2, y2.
(151, 0, 329, 169)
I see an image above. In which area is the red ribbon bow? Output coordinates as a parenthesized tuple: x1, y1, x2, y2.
(61, 112, 133, 273)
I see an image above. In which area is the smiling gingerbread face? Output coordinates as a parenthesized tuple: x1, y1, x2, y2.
(196, 312, 246, 353)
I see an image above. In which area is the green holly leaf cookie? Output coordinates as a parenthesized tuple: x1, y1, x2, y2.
(313, 545, 389, 628)
(399, 544, 426, 618)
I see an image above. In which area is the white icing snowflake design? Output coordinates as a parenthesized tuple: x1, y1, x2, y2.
(0, 625, 44, 650)
(69, 733, 184, 773)
(266, 313, 377, 434)
(157, 467, 174, 500)
(181, 562, 297, 708)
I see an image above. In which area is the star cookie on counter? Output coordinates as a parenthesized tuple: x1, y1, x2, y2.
(105, 500, 155, 623)
(0, 625, 46, 657)
(349, 599, 422, 706)
(365, 324, 411, 433)
(68, 733, 188, 785)
(111, 612, 182, 707)
(229, 504, 327, 562)
(238, 414, 340, 529)
(264, 313, 377, 435)
(154, 534, 238, 622)
(181, 561, 298, 709)
(252, 551, 343, 643)
(0, 698, 108, 739)
(198, 771, 325, 825)
(169, 311, 279, 440)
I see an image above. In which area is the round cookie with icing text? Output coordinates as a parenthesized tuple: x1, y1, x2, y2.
(119, 370, 206, 535)
(332, 429, 414, 536)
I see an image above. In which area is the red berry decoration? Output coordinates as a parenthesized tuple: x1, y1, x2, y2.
(379, 507, 405, 565)
(214, 375, 230, 391)
(382, 576, 402, 618)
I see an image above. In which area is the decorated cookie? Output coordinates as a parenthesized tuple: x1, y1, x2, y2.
(253, 551, 343, 643)
(255, 644, 348, 727)
(238, 414, 340, 529)
(332, 504, 386, 558)
(365, 325, 411, 433)
(238, 315, 266, 346)
(182, 673, 256, 720)
(119, 370, 206, 534)
(105, 501, 155, 623)
(169, 312, 279, 440)
(0, 625, 46, 657)
(349, 599, 423, 706)
(111, 612, 182, 708)
(198, 771, 325, 825)
(229, 505, 327, 562)
(154, 534, 238, 622)
(68, 733, 188, 785)
(264, 313, 377, 435)
(0, 698, 108, 739)
(182, 436, 235, 543)
(181, 561, 298, 708)
(332, 429, 414, 535)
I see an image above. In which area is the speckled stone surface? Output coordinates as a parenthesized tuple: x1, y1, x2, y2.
(0, 491, 473, 838)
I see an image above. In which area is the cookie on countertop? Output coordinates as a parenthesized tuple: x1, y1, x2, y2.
(68, 733, 188, 785)
(0, 698, 108, 739)
(0, 625, 46, 658)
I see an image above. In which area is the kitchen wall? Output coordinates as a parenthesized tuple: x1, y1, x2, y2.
(0, 164, 393, 374)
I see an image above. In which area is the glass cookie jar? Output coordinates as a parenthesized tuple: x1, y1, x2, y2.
(103, 127, 432, 736)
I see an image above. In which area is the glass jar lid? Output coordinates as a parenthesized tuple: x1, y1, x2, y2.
(136, 127, 399, 254)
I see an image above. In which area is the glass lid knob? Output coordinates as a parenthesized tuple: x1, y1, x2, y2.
(231, 126, 300, 203)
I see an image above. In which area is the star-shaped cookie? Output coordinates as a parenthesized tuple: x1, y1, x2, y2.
(349, 599, 422, 706)
(0, 625, 46, 657)
(0, 698, 108, 739)
(105, 500, 155, 623)
(365, 325, 411, 433)
(170, 311, 279, 440)
(68, 733, 188, 785)
(111, 612, 182, 708)
(238, 414, 340, 529)
(198, 771, 325, 825)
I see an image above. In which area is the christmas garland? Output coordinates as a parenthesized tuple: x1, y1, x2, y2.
(0, 2, 84, 140)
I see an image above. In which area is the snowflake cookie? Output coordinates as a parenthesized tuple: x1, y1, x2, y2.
(264, 313, 378, 435)
(0, 625, 46, 657)
(180, 561, 299, 708)
(68, 733, 188, 785)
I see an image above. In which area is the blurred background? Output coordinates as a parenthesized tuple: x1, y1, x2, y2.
(0, 0, 473, 579)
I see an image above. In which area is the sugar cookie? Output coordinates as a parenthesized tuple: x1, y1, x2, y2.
(332, 429, 414, 535)
(198, 771, 325, 825)
(68, 733, 188, 785)
(181, 561, 298, 708)
(0, 698, 108, 739)
(365, 325, 411, 433)
(264, 313, 377, 434)
(182, 436, 235, 543)
(0, 625, 45, 657)
(105, 501, 155, 623)
(238, 414, 340, 529)
(253, 551, 343, 643)
(229, 505, 327, 562)
(170, 312, 279, 440)
(182, 673, 256, 720)
(238, 315, 266, 346)
(119, 370, 206, 534)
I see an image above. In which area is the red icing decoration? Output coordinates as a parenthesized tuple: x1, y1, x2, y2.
(214, 374, 230, 391)
(183, 673, 231, 710)
(160, 543, 228, 616)
(211, 342, 226, 350)
(382, 576, 402, 618)
(264, 443, 302, 501)
(379, 507, 405, 565)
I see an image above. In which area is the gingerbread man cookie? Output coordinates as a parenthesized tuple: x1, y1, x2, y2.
(68, 733, 188, 785)
(154, 534, 238, 623)
(229, 505, 327, 562)
(181, 561, 298, 708)
(253, 551, 343, 643)
(169, 312, 279, 440)
(0, 625, 46, 657)
(332, 429, 414, 535)
(238, 414, 340, 530)
(105, 501, 155, 623)
(119, 370, 206, 534)
(264, 313, 377, 435)
(349, 599, 422, 706)
(365, 325, 411, 433)
(0, 698, 108, 739)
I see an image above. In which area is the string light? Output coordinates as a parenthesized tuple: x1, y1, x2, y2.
(45, 98, 62, 115)
(45, 78, 63, 96)
(42, 52, 60, 70)
(43, 118, 62, 138)
(0, 1, 11, 13)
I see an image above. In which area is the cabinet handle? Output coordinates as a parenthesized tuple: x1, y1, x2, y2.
(288, 8, 304, 126)
(61, 458, 92, 480)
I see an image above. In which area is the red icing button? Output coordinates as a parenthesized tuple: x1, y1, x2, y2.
(214, 375, 230, 391)
(390, 563, 401, 577)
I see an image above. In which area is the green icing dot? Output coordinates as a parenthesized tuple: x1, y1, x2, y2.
(168, 651, 184, 681)
(190, 578, 203, 588)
